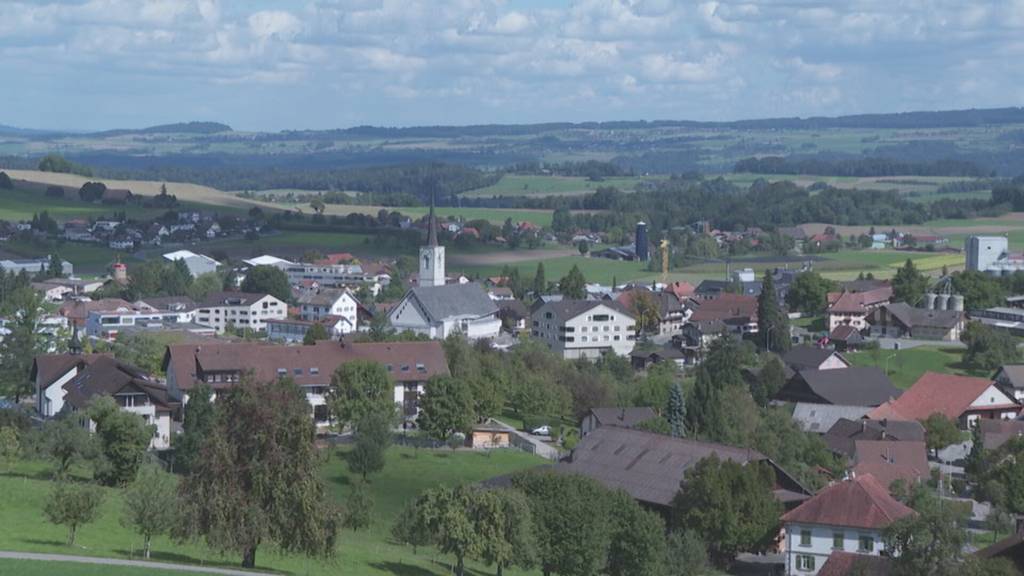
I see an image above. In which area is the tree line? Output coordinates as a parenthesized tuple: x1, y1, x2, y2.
(734, 155, 986, 177)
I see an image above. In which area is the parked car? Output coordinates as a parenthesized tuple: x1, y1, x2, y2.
(531, 425, 551, 436)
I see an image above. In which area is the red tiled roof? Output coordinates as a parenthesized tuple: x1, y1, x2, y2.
(827, 286, 893, 314)
(689, 293, 757, 323)
(665, 281, 696, 298)
(867, 372, 1011, 422)
(314, 253, 355, 266)
(852, 440, 929, 489)
(781, 474, 915, 530)
(818, 552, 892, 576)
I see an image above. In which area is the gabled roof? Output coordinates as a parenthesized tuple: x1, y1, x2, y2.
(867, 372, 1013, 421)
(298, 288, 354, 307)
(995, 364, 1024, 389)
(780, 368, 899, 407)
(829, 324, 863, 343)
(852, 440, 929, 489)
(824, 418, 926, 457)
(199, 291, 277, 307)
(818, 552, 892, 576)
(36, 354, 174, 412)
(978, 418, 1024, 451)
(405, 283, 498, 321)
(587, 407, 658, 429)
(827, 286, 893, 314)
(784, 345, 848, 371)
(162, 340, 449, 391)
(791, 403, 872, 434)
(781, 474, 915, 530)
(533, 298, 633, 323)
(555, 426, 808, 507)
(31, 353, 111, 389)
(615, 288, 682, 318)
(688, 293, 757, 323)
(873, 302, 963, 330)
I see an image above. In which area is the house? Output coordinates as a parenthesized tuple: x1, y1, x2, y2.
(781, 474, 915, 576)
(687, 293, 759, 337)
(783, 345, 851, 372)
(993, 365, 1024, 402)
(496, 299, 529, 332)
(614, 288, 687, 336)
(791, 404, 872, 434)
(162, 340, 449, 425)
(817, 552, 891, 576)
(470, 419, 514, 449)
(868, 372, 1020, 428)
(850, 439, 929, 488)
(59, 298, 134, 328)
(630, 345, 687, 369)
(162, 250, 220, 278)
(826, 286, 893, 332)
(676, 319, 729, 364)
(978, 418, 1024, 451)
(193, 291, 287, 333)
(823, 418, 926, 458)
(389, 283, 501, 340)
(266, 316, 349, 343)
(298, 288, 359, 333)
(828, 325, 865, 352)
(867, 302, 964, 341)
(85, 304, 198, 340)
(580, 406, 658, 436)
(32, 352, 176, 449)
(32, 282, 74, 302)
(665, 281, 696, 299)
(553, 426, 810, 512)
(694, 278, 762, 298)
(777, 368, 900, 407)
(531, 299, 636, 360)
(243, 255, 295, 268)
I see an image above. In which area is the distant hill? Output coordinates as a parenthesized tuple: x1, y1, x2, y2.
(88, 121, 233, 138)
(0, 124, 64, 137)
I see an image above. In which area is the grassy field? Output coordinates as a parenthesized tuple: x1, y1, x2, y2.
(0, 559, 230, 576)
(844, 345, 984, 389)
(0, 187, 178, 223)
(462, 174, 660, 198)
(0, 447, 545, 576)
(455, 254, 656, 285)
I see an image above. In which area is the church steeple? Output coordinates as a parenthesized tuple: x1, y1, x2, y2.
(419, 188, 445, 288)
(426, 189, 438, 247)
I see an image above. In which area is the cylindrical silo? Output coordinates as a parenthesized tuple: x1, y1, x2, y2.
(925, 293, 937, 310)
(936, 294, 950, 311)
(950, 295, 965, 312)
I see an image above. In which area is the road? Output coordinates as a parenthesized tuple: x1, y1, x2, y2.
(0, 551, 276, 575)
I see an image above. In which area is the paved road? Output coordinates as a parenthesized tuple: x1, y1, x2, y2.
(0, 551, 276, 575)
(492, 418, 562, 460)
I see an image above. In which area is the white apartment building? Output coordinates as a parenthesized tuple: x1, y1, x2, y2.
(194, 291, 287, 333)
(298, 288, 359, 333)
(531, 300, 637, 360)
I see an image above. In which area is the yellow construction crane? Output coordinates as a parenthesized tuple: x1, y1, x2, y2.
(660, 238, 670, 285)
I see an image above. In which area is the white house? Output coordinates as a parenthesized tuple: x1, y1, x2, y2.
(389, 283, 501, 340)
(31, 352, 176, 450)
(531, 300, 636, 360)
(298, 288, 359, 333)
(162, 250, 220, 278)
(781, 474, 915, 575)
(194, 291, 287, 333)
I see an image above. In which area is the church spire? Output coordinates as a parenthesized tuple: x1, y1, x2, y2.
(427, 188, 438, 247)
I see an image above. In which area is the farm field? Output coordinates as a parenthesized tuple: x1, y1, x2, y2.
(271, 202, 558, 226)
(0, 448, 545, 576)
(456, 254, 657, 285)
(724, 173, 977, 196)
(0, 187, 180, 223)
(461, 174, 663, 198)
(844, 346, 982, 389)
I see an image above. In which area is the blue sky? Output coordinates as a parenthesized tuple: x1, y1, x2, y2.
(2, 0, 1023, 131)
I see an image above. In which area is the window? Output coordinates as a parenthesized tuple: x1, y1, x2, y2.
(310, 367, 320, 375)
(799, 529, 811, 547)
(277, 368, 287, 376)
(833, 532, 844, 550)
(858, 535, 874, 552)
(592, 314, 609, 322)
(293, 368, 302, 376)
(796, 555, 815, 572)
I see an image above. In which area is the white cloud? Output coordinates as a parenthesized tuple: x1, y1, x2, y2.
(492, 11, 530, 34)
(248, 10, 301, 40)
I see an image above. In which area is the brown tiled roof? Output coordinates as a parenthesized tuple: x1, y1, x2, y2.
(829, 324, 863, 342)
(852, 440, 929, 488)
(59, 298, 133, 324)
(665, 281, 696, 299)
(36, 354, 174, 412)
(783, 345, 848, 371)
(689, 293, 757, 323)
(979, 418, 1024, 450)
(781, 474, 915, 530)
(162, 340, 449, 391)
(828, 286, 893, 314)
(31, 353, 111, 389)
(587, 407, 658, 429)
(615, 288, 681, 318)
(867, 372, 1013, 421)
(818, 552, 892, 576)
(995, 364, 1024, 389)
(823, 418, 926, 457)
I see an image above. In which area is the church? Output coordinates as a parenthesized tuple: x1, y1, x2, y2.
(387, 197, 501, 340)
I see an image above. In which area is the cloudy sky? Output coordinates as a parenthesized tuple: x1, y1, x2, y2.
(2, 0, 1024, 131)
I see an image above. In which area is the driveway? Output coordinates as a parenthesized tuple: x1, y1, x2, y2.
(492, 419, 562, 460)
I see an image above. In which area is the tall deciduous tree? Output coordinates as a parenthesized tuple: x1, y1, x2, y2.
(961, 321, 1022, 370)
(44, 481, 104, 546)
(606, 491, 667, 576)
(921, 413, 962, 456)
(240, 265, 291, 302)
(892, 259, 929, 306)
(413, 485, 479, 576)
(0, 293, 42, 402)
(751, 355, 786, 407)
(348, 413, 391, 480)
(121, 464, 179, 558)
(785, 271, 835, 314)
(176, 377, 340, 568)
(558, 265, 587, 299)
(174, 384, 214, 475)
(37, 415, 96, 478)
(757, 271, 791, 353)
(88, 396, 154, 486)
(343, 482, 374, 531)
(417, 375, 474, 443)
(473, 489, 537, 576)
(327, 359, 396, 431)
(671, 455, 781, 567)
(885, 492, 965, 576)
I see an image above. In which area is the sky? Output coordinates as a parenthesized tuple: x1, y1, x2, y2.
(2, 0, 1024, 132)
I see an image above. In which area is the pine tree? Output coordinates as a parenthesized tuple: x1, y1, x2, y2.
(532, 262, 546, 296)
(757, 271, 791, 353)
(666, 381, 686, 438)
(558, 265, 587, 299)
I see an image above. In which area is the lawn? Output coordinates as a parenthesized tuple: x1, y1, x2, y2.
(0, 559, 230, 576)
(844, 345, 985, 389)
(0, 447, 545, 576)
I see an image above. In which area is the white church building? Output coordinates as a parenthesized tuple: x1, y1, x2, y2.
(387, 196, 500, 340)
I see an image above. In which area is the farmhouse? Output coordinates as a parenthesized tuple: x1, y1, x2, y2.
(867, 302, 964, 341)
(826, 286, 893, 332)
(580, 406, 658, 437)
(783, 345, 851, 373)
(868, 372, 1020, 428)
(776, 367, 899, 408)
